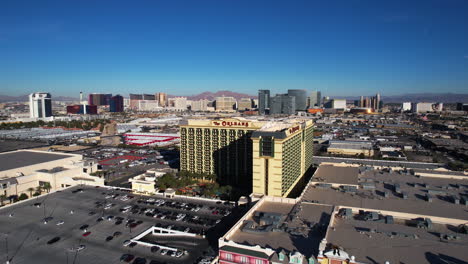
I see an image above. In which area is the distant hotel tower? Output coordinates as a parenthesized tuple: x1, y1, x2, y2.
(110, 95, 124, 112)
(258, 90, 270, 114)
(29, 92, 52, 118)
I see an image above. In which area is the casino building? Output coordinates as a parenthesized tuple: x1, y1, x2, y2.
(179, 117, 313, 197)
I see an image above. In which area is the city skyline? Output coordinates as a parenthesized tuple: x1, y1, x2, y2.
(1, 0, 468, 97)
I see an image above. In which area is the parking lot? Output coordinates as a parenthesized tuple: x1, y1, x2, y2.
(73, 147, 180, 188)
(0, 185, 239, 264)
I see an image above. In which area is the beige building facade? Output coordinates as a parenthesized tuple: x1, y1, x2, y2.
(251, 120, 314, 197)
(0, 150, 104, 201)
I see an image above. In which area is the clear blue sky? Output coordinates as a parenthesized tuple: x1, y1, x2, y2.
(1, 0, 467, 97)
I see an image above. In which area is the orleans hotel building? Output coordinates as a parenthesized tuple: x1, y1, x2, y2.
(179, 117, 313, 197)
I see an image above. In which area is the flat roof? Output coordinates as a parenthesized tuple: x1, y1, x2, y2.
(313, 165, 359, 185)
(327, 216, 468, 264)
(312, 156, 444, 169)
(302, 165, 468, 221)
(0, 150, 73, 172)
(229, 201, 333, 258)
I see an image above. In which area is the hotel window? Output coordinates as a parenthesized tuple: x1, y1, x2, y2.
(260, 136, 274, 157)
(240, 256, 248, 263)
(255, 259, 263, 264)
(224, 253, 233, 261)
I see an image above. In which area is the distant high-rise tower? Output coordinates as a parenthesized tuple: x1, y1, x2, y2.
(155, 93, 168, 107)
(258, 90, 271, 114)
(375, 93, 381, 110)
(110, 95, 124, 112)
(309, 90, 322, 107)
(270, 94, 295, 115)
(88, 93, 112, 106)
(29, 92, 52, 118)
(287, 89, 307, 111)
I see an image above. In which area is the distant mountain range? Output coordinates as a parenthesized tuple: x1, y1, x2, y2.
(1, 92, 466, 103)
(380, 93, 468, 103)
(169, 90, 257, 101)
(330, 93, 468, 103)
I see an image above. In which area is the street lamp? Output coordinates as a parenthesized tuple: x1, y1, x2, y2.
(2, 233, 10, 264)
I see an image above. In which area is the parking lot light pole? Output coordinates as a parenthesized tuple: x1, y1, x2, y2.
(3, 233, 9, 264)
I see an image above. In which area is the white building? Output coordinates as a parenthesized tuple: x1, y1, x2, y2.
(191, 99, 210, 111)
(332, 99, 346, 109)
(29, 92, 52, 118)
(138, 100, 161, 111)
(402, 102, 412, 111)
(170, 97, 188, 111)
(123, 98, 130, 109)
(412, 102, 435, 113)
(215, 96, 237, 111)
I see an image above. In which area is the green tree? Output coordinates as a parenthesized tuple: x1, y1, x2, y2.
(35, 186, 43, 195)
(18, 193, 28, 201)
(42, 182, 52, 193)
(0, 195, 6, 206)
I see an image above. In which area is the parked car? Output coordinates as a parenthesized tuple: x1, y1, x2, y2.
(120, 254, 135, 263)
(151, 246, 159, 253)
(132, 257, 147, 264)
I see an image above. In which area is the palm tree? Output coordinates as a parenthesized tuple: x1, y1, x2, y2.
(42, 182, 52, 193)
(35, 186, 43, 195)
(27, 187, 34, 198)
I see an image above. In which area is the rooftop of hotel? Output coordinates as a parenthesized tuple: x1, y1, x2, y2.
(326, 212, 468, 264)
(228, 201, 333, 258)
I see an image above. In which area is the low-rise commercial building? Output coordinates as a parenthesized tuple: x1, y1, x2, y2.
(327, 140, 374, 157)
(0, 150, 104, 201)
(219, 162, 468, 264)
